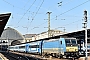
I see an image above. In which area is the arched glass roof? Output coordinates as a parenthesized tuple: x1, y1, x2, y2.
(0, 27, 24, 40)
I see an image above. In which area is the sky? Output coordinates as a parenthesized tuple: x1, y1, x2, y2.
(0, 0, 90, 35)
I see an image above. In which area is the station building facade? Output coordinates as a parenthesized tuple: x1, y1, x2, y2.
(31, 30, 66, 41)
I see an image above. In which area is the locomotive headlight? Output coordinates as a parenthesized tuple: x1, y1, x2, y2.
(66, 49, 69, 51)
(75, 49, 78, 51)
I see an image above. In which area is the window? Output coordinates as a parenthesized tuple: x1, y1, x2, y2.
(71, 39, 76, 44)
(60, 41, 62, 44)
(19, 46, 25, 48)
(87, 46, 90, 48)
(29, 45, 39, 48)
(87, 39, 90, 43)
(65, 39, 70, 44)
(3, 41, 5, 43)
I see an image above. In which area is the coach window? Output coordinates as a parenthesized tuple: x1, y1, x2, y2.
(16, 47, 18, 49)
(19, 46, 25, 48)
(29, 45, 39, 48)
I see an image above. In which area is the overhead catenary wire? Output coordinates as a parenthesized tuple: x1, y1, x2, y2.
(19, 0, 45, 33)
(2, 0, 27, 11)
(2, 0, 14, 6)
(2, 0, 90, 34)
(23, 0, 31, 8)
(33, 0, 44, 19)
(27, 0, 44, 29)
(17, 0, 36, 25)
(29, 0, 90, 32)
(47, 0, 74, 12)
(55, 20, 81, 29)
(52, 0, 90, 20)
(29, 21, 47, 32)
(2, 0, 37, 30)
(2, 0, 36, 26)
(29, 0, 44, 24)
(2, 0, 45, 29)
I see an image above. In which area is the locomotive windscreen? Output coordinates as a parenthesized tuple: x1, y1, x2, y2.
(65, 39, 77, 46)
(71, 39, 76, 44)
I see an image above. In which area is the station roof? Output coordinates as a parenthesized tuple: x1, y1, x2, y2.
(47, 29, 90, 39)
(30, 29, 90, 42)
(60, 29, 90, 39)
(17, 29, 90, 45)
(35, 29, 90, 41)
(0, 13, 11, 37)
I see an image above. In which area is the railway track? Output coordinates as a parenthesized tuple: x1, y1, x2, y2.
(1, 51, 90, 60)
(9, 51, 79, 60)
(0, 51, 41, 60)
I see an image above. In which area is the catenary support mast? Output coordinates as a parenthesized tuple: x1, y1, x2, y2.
(47, 12, 52, 37)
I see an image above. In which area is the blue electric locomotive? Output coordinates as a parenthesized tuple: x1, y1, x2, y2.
(42, 38, 79, 58)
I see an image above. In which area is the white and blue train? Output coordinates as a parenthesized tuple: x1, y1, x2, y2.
(8, 37, 79, 58)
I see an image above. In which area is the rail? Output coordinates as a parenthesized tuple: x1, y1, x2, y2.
(0, 53, 8, 60)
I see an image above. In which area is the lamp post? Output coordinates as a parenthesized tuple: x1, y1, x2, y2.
(82, 10, 88, 60)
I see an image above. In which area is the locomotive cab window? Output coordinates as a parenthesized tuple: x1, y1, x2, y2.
(71, 39, 76, 44)
(65, 39, 70, 44)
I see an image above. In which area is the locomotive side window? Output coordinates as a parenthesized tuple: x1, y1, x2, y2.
(60, 41, 62, 44)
